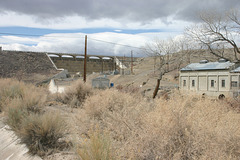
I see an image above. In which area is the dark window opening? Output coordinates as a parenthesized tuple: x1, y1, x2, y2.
(192, 80, 195, 87)
(231, 81, 238, 88)
(221, 80, 225, 88)
(211, 80, 214, 87)
(183, 80, 186, 86)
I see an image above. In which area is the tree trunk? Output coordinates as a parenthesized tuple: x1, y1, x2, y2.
(153, 78, 160, 99)
(153, 72, 165, 99)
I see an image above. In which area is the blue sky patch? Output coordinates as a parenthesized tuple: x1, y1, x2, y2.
(0, 26, 166, 36)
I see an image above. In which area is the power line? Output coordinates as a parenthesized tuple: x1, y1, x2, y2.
(0, 32, 145, 50)
(88, 37, 144, 50)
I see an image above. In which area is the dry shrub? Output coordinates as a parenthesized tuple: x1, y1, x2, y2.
(75, 90, 240, 159)
(79, 89, 151, 159)
(142, 93, 240, 160)
(0, 79, 46, 131)
(116, 84, 140, 94)
(6, 100, 27, 131)
(225, 97, 240, 112)
(77, 129, 115, 160)
(0, 78, 46, 113)
(0, 79, 24, 112)
(0, 79, 67, 156)
(56, 80, 92, 107)
(20, 112, 66, 156)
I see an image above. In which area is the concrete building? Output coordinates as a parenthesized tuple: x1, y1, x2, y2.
(179, 59, 240, 98)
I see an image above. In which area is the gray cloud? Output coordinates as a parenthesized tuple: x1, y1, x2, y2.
(174, 0, 240, 22)
(0, 0, 239, 24)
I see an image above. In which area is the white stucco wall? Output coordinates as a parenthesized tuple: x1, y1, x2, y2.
(179, 70, 240, 97)
(199, 76, 207, 91)
(218, 75, 229, 92)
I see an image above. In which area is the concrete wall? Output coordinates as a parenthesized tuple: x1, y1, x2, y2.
(50, 57, 115, 75)
(0, 49, 136, 78)
(179, 70, 240, 97)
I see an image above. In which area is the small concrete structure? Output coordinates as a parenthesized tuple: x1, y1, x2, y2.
(92, 77, 110, 89)
(179, 59, 240, 98)
(49, 79, 65, 94)
(0, 119, 42, 160)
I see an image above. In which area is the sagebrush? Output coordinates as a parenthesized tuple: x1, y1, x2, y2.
(1, 78, 239, 159)
(20, 112, 66, 156)
(54, 80, 92, 107)
(0, 79, 67, 157)
(77, 129, 115, 160)
(75, 89, 240, 160)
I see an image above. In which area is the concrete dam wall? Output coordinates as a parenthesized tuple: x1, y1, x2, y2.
(50, 56, 116, 74)
(48, 53, 137, 75)
(0, 49, 136, 78)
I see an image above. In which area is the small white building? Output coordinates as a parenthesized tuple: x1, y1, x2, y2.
(179, 59, 240, 98)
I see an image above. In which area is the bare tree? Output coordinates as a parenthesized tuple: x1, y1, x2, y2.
(227, 9, 240, 31)
(185, 9, 240, 61)
(176, 35, 200, 65)
(145, 38, 179, 98)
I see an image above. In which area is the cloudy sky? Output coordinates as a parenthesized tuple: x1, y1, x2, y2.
(0, 0, 239, 56)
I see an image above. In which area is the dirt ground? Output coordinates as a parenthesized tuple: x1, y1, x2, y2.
(85, 57, 178, 97)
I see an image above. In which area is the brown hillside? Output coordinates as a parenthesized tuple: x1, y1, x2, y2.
(0, 50, 58, 83)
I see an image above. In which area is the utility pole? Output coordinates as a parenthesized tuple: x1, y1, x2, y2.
(122, 55, 124, 75)
(131, 50, 133, 74)
(84, 35, 87, 83)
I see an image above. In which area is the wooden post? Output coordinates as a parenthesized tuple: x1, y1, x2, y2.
(123, 55, 125, 75)
(84, 35, 87, 83)
(101, 58, 104, 73)
(131, 50, 133, 74)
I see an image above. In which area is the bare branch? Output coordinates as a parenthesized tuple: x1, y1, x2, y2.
(186, 9, 240, 60)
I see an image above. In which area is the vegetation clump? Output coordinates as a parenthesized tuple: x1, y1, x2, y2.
(1, 78, 239, 159)
(76, 89, 240, 159)
(0, 79, 67, 157)
(77, 129, 115, 160)
(55, 80, 92, 107)
(20, 112, 66, 156)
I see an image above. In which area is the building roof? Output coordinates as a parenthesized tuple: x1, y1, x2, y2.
(181, 61, 235, 71)
(231, 66, 240, 73)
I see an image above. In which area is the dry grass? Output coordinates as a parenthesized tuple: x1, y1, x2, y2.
(1, 78, 239, 159)
(115, 84, 140, 94)
(54, 80, 92, 107)
(20, 112, 66, 156)
(75, 89, 240, 160)
(77, 129, 115, 160)
(77, 89, 153, 159)
(0, 78, 67, 157)
(143, 93, 240, 159)
(0, 79, 24, 112)
(6, 100, 27, 131)
(0, 79, 47, 131)
(0, 78, 46, 113)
